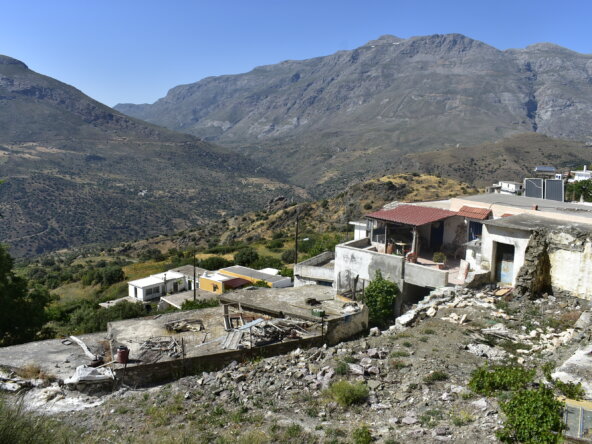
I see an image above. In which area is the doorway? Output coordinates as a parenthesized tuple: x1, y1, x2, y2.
(430, 221, 444, 251)
(494, 242, 515, 285)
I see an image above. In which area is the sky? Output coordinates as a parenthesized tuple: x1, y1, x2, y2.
(1, 0, 591, 107)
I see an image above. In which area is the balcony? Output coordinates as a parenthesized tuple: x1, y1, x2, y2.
(334, 238, 456, 292)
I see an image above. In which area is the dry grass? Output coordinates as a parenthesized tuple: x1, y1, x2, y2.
(14, 364, 55, 382)
(123, 260, 169, 280)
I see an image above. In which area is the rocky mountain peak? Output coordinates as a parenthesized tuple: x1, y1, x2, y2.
(363, 34, 404, 46)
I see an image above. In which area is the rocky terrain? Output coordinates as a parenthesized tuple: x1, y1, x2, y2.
(3, 285, 588, 443)
(110, 174, 478, 257)
(0, 55, 302, 257)
(116, 33, 592, 190)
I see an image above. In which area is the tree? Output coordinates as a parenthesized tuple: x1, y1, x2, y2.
(364, 270, 399, 327)
(281, 249, 297, 264)
(0, 244, 52, 345)
(234, 247, 259, 267)
(566, 179, 592, 202)
(199, 256, 233, 271)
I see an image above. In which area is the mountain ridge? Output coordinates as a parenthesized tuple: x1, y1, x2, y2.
(115, 33, 592, 189)
(0, 55, 302, 257)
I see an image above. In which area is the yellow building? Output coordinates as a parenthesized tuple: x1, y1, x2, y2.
(198, 272, 250, 294)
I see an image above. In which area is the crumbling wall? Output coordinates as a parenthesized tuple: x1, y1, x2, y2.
(334, 241, 403, 294)
(115, 336, 325, 387)
(515, 227, 592, 300)
(514, 231, 552, 299)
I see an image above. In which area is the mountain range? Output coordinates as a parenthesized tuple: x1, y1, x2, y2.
(3, 33, 592, 257)
(0, 55, 301, 257)
(116, 33, 592, 192)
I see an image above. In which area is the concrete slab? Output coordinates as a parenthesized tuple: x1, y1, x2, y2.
(219, 286, 352, 321)
(98, 296, 138, 309)
(0, 333, 108, 381)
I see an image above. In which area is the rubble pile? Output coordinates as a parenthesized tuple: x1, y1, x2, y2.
(4, 286, 591, 443)
(138, 336, 181, 362)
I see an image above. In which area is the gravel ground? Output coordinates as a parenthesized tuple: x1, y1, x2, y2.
(5, 286, 591, 443)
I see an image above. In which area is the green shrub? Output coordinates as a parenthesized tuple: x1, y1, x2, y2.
(469, 365, 535, 396)
(542, 360, 585, 400)
(139, 248, 165, 262)
(252, 256, 283, 270)
(266, 239, 284, 250)
(180, 298, 219, 310)
(66, 300, 148, 334)
(420, 409, 444, 427)
(364, 270, 399, 327)
(325, 381, 369, 407)
(390, 350, 410, 358)
(554, 379, 585, 400)
(423, 371, 449, 385)
(450, 410, 475, 426)
(279, 267, 294, 278)
(432, 252, 446, 263)
(496, 387, 565, 444)
(352, 425, 373, 444)
(281, 249, 296, 264)
(252, 280, 270, 288)
(199, 256, 233, 271)
(334, 361, 348, 375)
(234, 248, 259, 267)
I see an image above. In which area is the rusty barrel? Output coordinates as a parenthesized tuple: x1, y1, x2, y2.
(116, 345, 129, 364)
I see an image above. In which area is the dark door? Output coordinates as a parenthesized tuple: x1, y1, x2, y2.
(173, 281, 179, 293)
(495, 243, 515, 284)
(468, 221, 483, 241)
(430, 222, 444, 251)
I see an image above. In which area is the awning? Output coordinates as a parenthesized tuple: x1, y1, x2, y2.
(457, 205, 492, 220)
(224, 277, 251, 289)
(366, 205, 457, 227)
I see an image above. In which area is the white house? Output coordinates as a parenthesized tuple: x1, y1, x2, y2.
(128, 271, 186, 301)
(569, 166, 592, 183)
(490, 181, 523, 195)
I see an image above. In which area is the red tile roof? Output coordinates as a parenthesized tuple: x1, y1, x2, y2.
(457, 206, 492, 220)
(500, 213, 515, 218)
(366, 205, 457, 226)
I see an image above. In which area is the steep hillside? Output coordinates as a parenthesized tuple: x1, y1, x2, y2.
(398, 133, 592, 187)
(0, 55, 302, 257)
(115, 174, 479, 256)
(116, 34, 592, 189)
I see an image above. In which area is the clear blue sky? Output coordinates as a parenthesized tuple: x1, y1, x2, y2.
(2, 0, 591, 106)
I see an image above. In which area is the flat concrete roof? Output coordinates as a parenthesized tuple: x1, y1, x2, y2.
(220, 265, 288, 283)
(460, 193, 592, 219)
(0, 333, 108, 381)
(219, 286, 356, 322)
(108, 307, 232, 362)
(129, 271, 185, 288)
(482, 213, 592, 232)
(161, 289, 218, 309)
(169, 265, 207, 278)
(98, 296, 138, 309)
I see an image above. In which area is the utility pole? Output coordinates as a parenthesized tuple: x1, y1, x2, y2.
(193, 251, 197, 302)
(294, 210, 300, 266)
